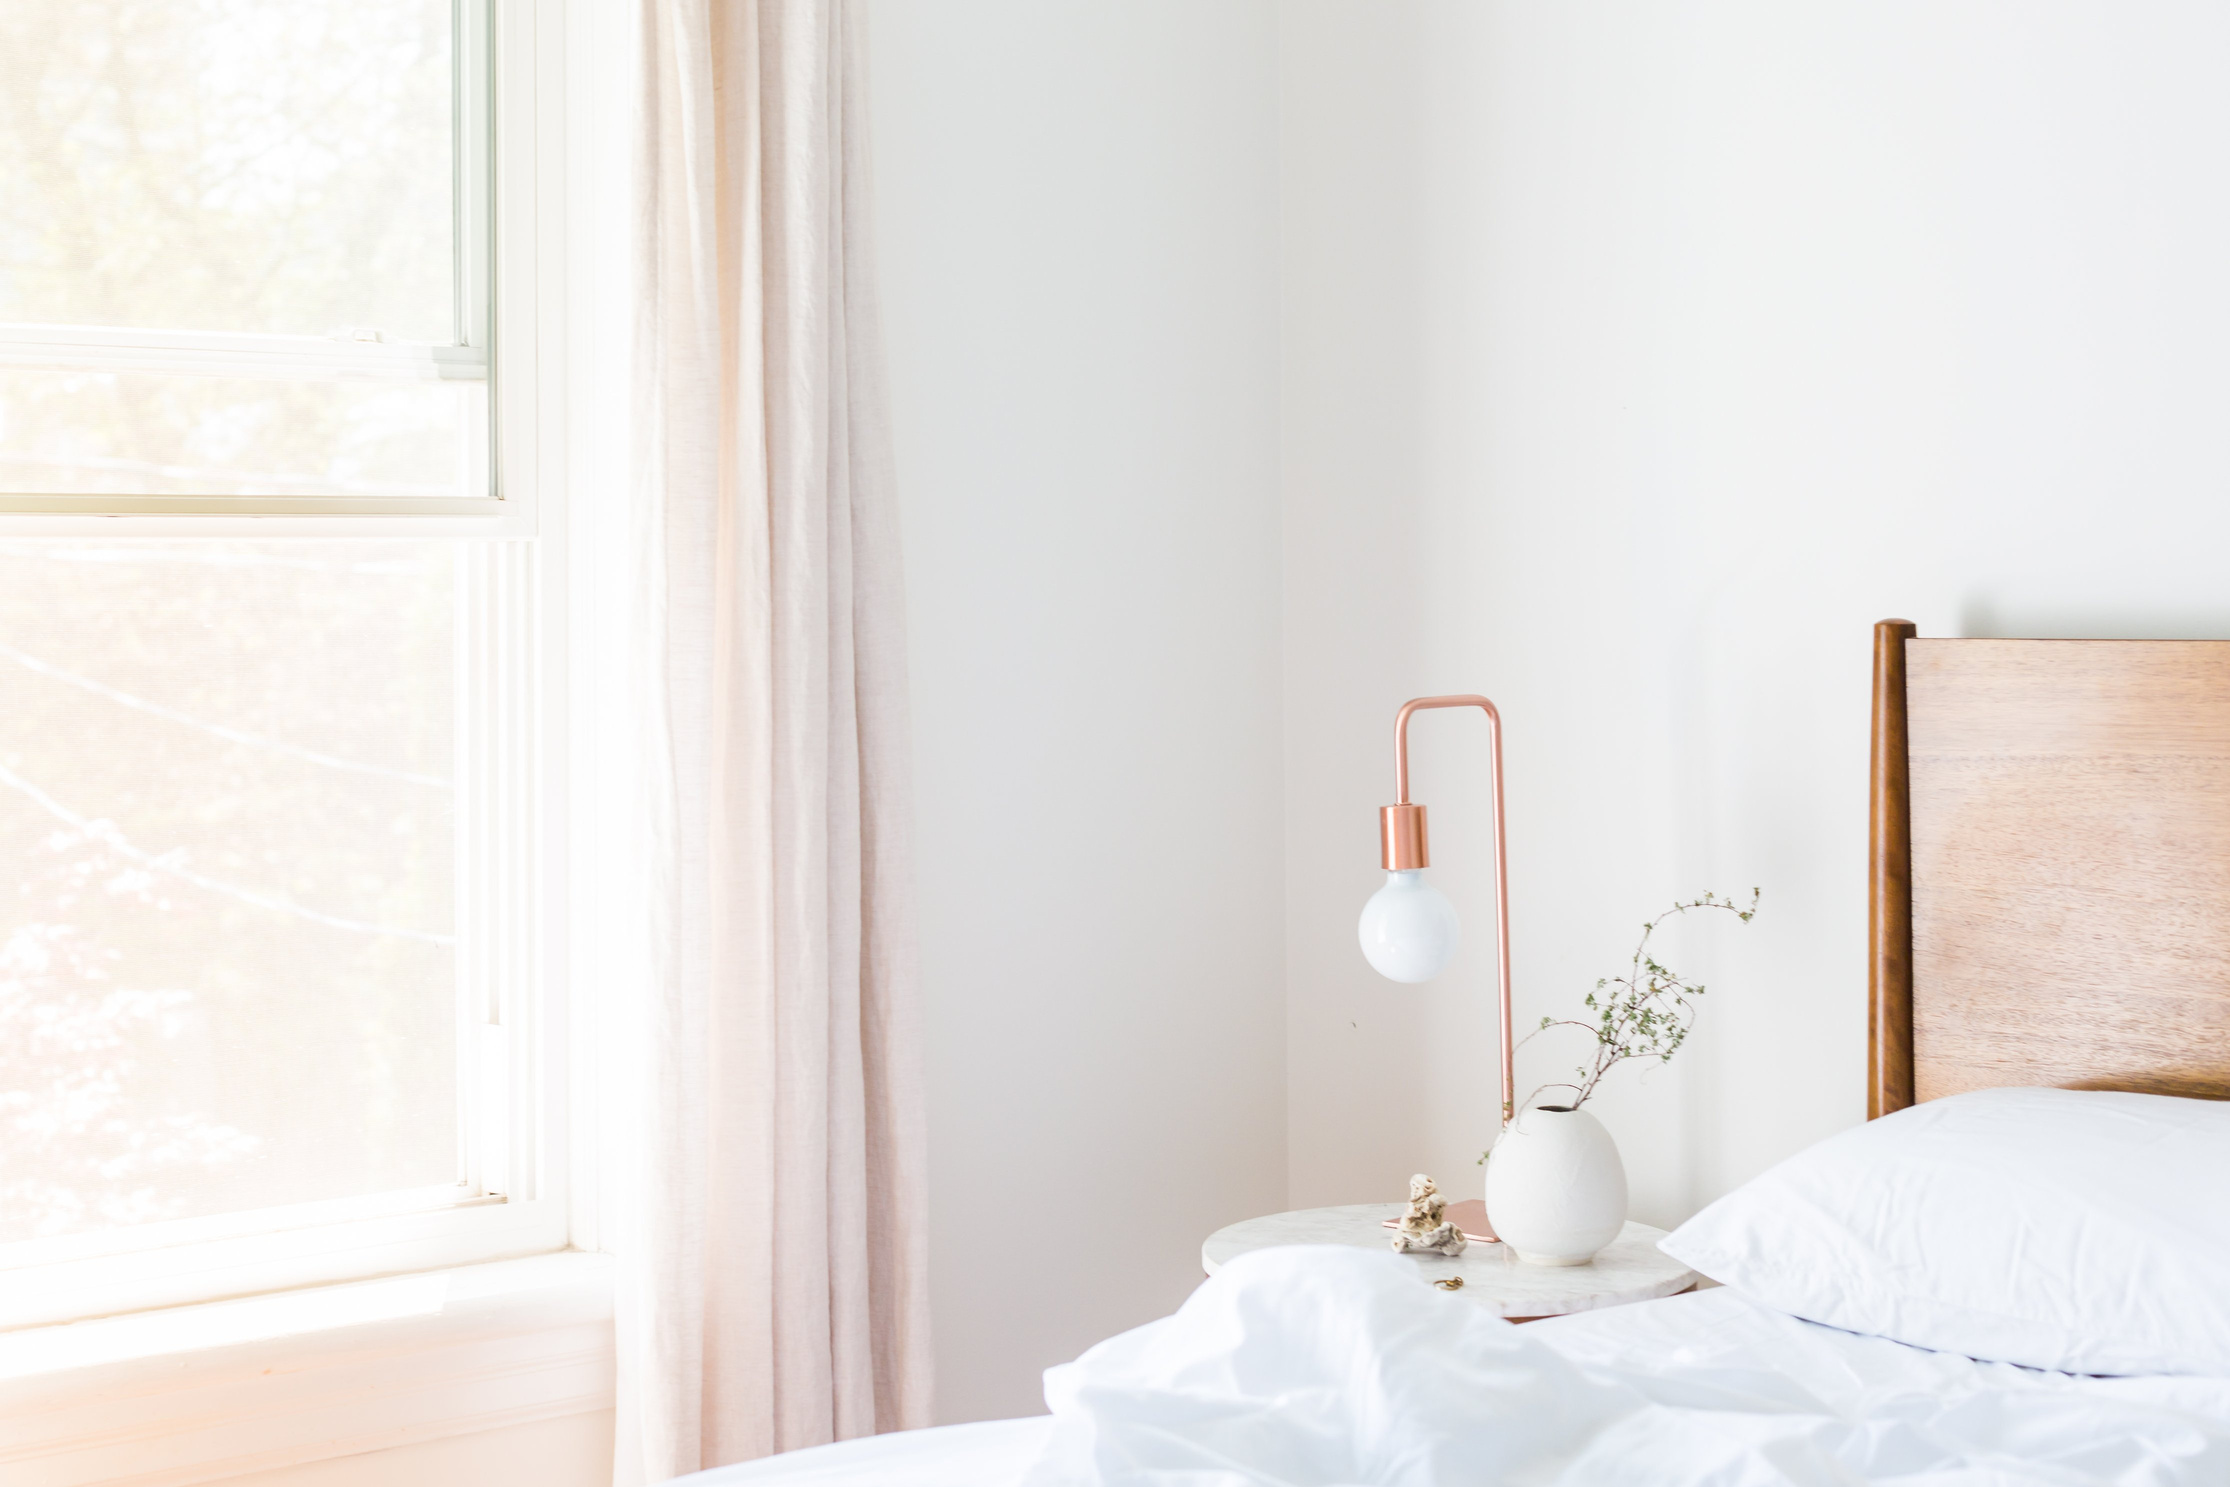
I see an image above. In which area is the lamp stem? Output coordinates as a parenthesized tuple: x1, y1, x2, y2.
(1485, 706, 1515, 1128)
(1391, 695, 1517, 1127)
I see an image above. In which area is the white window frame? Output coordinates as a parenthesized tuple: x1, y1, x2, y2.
(0, 0, 590, 1330)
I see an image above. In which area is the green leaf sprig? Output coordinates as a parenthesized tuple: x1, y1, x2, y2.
(1476, 888, 1760, 1162)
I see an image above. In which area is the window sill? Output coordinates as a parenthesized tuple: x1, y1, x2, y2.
(0, 1250, 614, 1487)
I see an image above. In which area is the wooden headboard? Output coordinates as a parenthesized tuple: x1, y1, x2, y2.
(1868, 619, 2230, 1117)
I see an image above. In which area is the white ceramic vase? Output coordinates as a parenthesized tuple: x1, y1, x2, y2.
(1484, 1104, 1628, 1266)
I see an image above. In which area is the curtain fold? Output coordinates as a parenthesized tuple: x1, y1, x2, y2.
(619, 1, 930, 1478)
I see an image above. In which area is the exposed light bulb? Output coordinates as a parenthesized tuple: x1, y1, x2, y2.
(1358, 869, 1461, 983)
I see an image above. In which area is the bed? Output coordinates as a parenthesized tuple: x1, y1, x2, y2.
(684, 1277, 2230, 1485)
(682, 623, 2230, 1486)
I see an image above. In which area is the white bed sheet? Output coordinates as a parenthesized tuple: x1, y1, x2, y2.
(679, 1260, 2230, 1487)
(676, 1417, 1051, 1487)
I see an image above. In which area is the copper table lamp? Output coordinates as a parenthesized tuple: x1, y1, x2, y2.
(1356, 696, 1518, 1223)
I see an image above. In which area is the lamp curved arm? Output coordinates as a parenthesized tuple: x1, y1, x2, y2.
(1389, 695, 1515, 1126)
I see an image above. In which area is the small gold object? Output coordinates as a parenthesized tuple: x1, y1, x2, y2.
(1433, 1276, 1464, 1291)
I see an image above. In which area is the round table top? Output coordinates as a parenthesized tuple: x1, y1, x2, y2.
(1201, 1203, 1698, 1320)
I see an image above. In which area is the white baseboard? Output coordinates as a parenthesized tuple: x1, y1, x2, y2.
(0, 1251, 615, 1487)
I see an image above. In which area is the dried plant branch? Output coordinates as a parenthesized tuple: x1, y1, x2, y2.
(1516, 888, 1760, 1115)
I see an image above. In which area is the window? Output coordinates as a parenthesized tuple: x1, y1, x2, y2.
(0, 0, 494, 514)
(0, 0, 570, 1328)
(0, 540, 459, 1244)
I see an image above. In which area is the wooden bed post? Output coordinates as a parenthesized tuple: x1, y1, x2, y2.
(1868, 619, 1918, 1119)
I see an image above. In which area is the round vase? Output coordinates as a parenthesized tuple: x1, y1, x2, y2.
(1484, 1105, 1628, 1266)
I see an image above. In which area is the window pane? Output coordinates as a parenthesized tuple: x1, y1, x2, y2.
(0, 542, 456, 1243)
(0, 0, 455, 344)
(0, 371, 485, 500)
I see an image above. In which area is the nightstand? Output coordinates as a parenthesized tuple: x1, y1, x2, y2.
(1201, 1204, 1697, 1323)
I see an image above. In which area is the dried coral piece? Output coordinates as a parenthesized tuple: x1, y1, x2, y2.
(1391, 1172, 1468, 1257)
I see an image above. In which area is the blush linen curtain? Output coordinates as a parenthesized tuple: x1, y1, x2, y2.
(616, 0, 932, 1480)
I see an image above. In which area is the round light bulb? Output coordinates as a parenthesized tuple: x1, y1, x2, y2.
(1357, 869, 1461, 983)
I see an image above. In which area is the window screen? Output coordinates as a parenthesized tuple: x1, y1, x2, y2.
(0, 1, 488, 504)
(0, 541, 458, 1242)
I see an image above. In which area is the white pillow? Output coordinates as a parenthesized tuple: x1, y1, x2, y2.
(1660, 1086, 2230, 1376)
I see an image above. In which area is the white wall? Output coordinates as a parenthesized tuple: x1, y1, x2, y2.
(865, 0, 1287, 1426)
(1281, 0, 2230, 1225)
(865, 0, 2230, 1431)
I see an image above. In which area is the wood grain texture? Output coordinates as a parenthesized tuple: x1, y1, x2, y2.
(1868, 620, 1918, 1119)
(1906, 639, 2230, 1104)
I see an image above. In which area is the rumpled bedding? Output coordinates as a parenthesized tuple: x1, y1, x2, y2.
(681, 1245, 2230, 1486)
(1021, 1247, 2230, 1486)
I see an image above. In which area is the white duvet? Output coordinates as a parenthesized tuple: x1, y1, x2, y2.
(687, 1246, 2230, 1487)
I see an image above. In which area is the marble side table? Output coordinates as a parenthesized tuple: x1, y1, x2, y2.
(1201, 1204, 1697, 1322)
